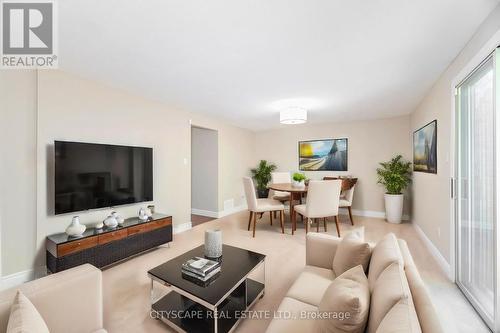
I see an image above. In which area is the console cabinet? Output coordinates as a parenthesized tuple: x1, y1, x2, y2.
(46, 214, 172, 273)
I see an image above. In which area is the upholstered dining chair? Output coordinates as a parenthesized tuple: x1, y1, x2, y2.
(293, 180, 342, 236)
(243, 177, 285, 237)
(339, 181, 357, 225)
(270, 172, 291, 202)
(323, 177, 358, 225)
(270, 172, 291, 218)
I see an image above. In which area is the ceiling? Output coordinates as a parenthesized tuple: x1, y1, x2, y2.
(59, 0, 499, 131)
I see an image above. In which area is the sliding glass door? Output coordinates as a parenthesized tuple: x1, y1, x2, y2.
(455, 48, 498, 330)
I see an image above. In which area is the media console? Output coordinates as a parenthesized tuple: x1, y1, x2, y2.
(46, 213, 172, 273)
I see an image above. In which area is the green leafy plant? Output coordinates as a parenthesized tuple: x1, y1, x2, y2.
(250, 160, 277, 197)
(376, 155, 412, 194)
(292, 172, 307, 182)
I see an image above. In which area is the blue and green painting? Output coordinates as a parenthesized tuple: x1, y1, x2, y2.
(299, 139, 347, 171)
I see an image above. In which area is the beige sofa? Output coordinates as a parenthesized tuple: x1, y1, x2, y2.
(266, 233, 443, 333)
(0, 264, 106, 333)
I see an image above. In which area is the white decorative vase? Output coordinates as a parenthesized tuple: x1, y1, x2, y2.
(103, 215, 118, 228)
(384, 194, 404, 224)
(138, 208, 148, 221)
(204, 229, 222, 258)
(292, 180, 305, 188)
(65, 216, 86, 236)
(111, 211, 125, 225)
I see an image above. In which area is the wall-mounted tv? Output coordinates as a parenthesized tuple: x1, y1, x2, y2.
(54, 141, 153, 215)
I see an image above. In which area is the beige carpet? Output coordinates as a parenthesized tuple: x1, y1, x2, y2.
(102, 211, 488, 333)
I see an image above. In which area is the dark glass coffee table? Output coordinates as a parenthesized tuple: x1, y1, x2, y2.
(148, 244, 266, 333)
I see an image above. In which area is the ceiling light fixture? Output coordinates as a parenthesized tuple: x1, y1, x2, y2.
(280, 107, 307, 125)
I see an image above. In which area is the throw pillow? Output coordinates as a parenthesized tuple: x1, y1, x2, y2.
(316, 265, 370, 333)
(332, 229, 371, 276)
(6, 290, 49, 333)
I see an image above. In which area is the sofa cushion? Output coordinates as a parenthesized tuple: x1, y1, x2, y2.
(367, 233, 403, 291)
(367, 262, 412, 333)
(376, 297, 422, 333)
(0, 264, 103, 333)
(264, 297, 317, 333)
(315, 265, 370, 333)
(286, 265, 336, 306)
(332, 231, 371, 276)
(398, 239, 442, 333)
(7, 291, 49, 333)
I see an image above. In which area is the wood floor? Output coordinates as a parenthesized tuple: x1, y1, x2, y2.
(191, 214, 215, 226)
(101, 211, 489, 333)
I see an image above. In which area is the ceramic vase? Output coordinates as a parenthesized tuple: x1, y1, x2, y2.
(65, 216, 86, 236)
(138, 208, 148, 221)
(103, 215, 118, 228)
(111, 211, 125, 225)
(204, 229, 222, 258)
(292, 180, 305, 188)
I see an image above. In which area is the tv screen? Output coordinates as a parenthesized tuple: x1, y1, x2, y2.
(54, 141, 153, 215)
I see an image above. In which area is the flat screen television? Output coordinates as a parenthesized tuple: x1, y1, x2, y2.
(54, 141, 153, 215)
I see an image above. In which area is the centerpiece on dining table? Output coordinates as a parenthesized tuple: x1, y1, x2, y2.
(292, 172, 307, 188)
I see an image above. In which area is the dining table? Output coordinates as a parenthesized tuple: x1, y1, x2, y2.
(267, 183, 308, 235)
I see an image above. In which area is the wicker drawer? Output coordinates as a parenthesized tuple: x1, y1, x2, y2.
(98, 229, 128, 245)
(148, 218, 171, 231)
(128, 223, 150, 236)
(58, 236, 98, 256)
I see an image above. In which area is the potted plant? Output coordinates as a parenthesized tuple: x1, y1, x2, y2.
(250, 160, 277, 198)
(292, 172, 307, 188)
(376, 155, 412, 223)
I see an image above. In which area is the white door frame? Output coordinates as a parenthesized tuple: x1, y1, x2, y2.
(450, 30, 500, 331)
(190, 124, 219, 220)
(449, 29, 500, 283)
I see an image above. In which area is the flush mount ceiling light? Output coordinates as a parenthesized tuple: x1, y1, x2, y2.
(280, 107, 307, 125)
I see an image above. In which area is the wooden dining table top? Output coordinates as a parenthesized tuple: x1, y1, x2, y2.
(268, 183, 308, 192)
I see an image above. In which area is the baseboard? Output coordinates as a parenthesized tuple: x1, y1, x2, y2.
(413, 223, 453, 281)
(1, 269, 35, 291)
(173, 222, 192, 234)
(192, 205, 248, 219)
(218, 204, 247, 218)
(339, 208, 410, 221)
(191, 208, 219, 218)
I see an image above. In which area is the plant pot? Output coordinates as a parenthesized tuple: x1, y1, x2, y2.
(384, 193, 404, 224)
(257, 188, 269, 198)
(292, 180, 305, 188)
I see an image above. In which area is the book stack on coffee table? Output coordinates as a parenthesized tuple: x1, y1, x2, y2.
(181, 257, 221, 283)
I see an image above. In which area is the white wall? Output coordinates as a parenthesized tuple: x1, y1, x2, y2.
(0, 69, 256, 278)
(410, 5, 500, 264)
(33, 70, 256, 274)
(0, 71, 37, 278)
(255, 115, 412, 215)
(191, 127, 218, 213)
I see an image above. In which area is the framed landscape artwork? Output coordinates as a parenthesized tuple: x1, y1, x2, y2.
(298, 138, 348, 171)
(413, 120, 437, 173)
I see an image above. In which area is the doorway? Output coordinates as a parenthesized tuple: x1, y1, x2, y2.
(455, 47, 499, 331)
(191, 126, 218, 226)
